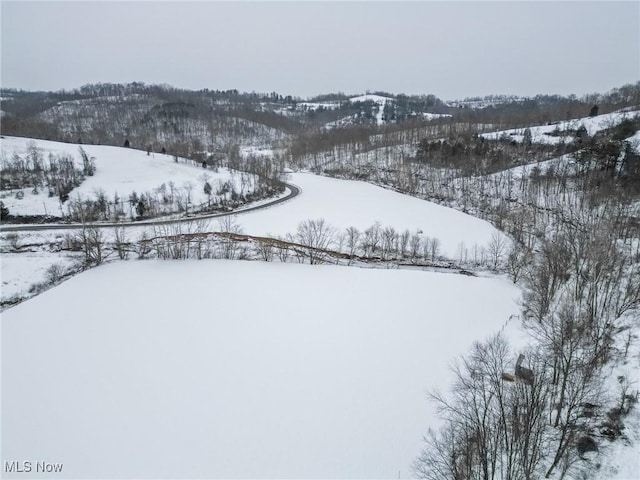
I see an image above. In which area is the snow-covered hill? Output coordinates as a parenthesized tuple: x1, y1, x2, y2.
(240, 172, 507, 258)
(324, 94, 451, 129)
(481, 109, 640, 145)
(1, 260, 523, 478)
(350, 94, 391, 125)
(0, 136, 260, 218)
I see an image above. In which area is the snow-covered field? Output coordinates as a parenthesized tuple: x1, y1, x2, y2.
(0, 252, 79, 303)
(240, 172, 507, 258)
(0, 136, 256, 217)
(0, 169, 506, 304)
(481, 109, 640, 145)
(1, 260, 523, 478)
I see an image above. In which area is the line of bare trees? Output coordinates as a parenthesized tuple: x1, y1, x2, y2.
(63, 171, 265, 223)
(1, 142, 95, 203)
(48, 215, 505, 272)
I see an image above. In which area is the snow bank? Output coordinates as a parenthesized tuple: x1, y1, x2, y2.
(2, 260, 522, 478)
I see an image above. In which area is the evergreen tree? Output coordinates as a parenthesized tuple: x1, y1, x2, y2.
(0, 201, 9, 221)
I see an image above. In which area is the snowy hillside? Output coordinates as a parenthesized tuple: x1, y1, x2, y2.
(239, 172, 507, 258)
(325, 94, 450, 129)
(2, 260, 523, 479)
(350, 94, 392, 125)
(1, 251, 80, 303)
(0, 136, 260, 218)
(446, 94, 528, 109)
(481, 109, 640, 145)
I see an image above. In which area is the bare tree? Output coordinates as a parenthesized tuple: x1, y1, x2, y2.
(76, 224, 105, 266)
(135, 231, 152, 259)
(345, 226, 361, 264)
(488, 232, 508, 270)
(380, 226, 398, 260)
(361, 222, 381, 257)
(409, 232, 422, 261)
(276, 235, 291, 263)
(295, 218, 335, 265)
(429, 237, 441, 261)
(399, 229, 411, 258)
(45, 263, 65, 284)
(152, 223, 187, 259)
(218, 216, 243, 259)
(255, 238, 275, 262)
(506, 243, 531, 283)
(113, 225, 129, 260)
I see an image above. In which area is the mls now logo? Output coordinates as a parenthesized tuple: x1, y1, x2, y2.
(5, 461, 64, 473)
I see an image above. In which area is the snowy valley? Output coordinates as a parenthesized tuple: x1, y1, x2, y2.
(1, 82, 640, 480)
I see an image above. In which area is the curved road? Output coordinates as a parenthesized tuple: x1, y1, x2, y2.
(0, 183, 301, 232)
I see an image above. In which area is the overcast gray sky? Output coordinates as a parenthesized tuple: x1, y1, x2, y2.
(1, 1, 638, 100)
